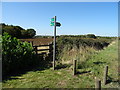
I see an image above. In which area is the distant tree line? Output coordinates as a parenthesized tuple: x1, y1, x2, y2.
(34, 34, 116, 40)
(1, 23, 36, 38)
(59, 34, 97, 39)
(58, 34, 116, 39)
(34, 35, 53, 38)
(34, 34, 97, 39)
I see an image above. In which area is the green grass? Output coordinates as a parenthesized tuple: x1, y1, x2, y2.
(84, 40, 119, 88)
(2, 40, 119, 88)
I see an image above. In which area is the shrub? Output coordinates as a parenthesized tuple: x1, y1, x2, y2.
(2, 32, 38, 76)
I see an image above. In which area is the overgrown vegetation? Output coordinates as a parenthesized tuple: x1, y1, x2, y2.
(59, 35, 116, 39)
(2, 40, 118, 88)
(57, 36, 112, 50)
(56, 36, 114, 66)
(2, 33, 40, 78)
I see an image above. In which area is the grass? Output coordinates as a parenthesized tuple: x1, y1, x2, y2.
(84, 40, 119, 88)
(2, 40, 119, 88)
(57, 45, 97, 65)
(2, 68, 95, 88)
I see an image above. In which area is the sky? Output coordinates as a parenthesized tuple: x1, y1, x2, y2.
(2, 2, 118, 36)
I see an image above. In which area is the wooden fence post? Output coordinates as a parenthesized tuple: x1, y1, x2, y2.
(73, 60, 77, 75)
(95, 77, 101, 90)
(35, 46, 38, 55)
(49, 42, 53, 54)
(103, 65, 108, 85)
(31, 41, 33, 46)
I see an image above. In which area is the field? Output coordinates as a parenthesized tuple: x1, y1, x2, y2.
(2, 39, 119, 88)
(20, 38, 53, 46)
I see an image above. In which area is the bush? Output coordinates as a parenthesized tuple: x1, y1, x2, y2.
(2, 33, 38, 76)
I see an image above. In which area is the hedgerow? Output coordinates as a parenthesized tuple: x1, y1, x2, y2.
(56, 37, 113, 61)
(57, 37, 111, 50)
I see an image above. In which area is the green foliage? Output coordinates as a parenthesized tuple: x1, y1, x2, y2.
(26, 29, 36, 38)
(2, 25, 22, 38)
(59, 35, 116, 40)
(1, 23, 36, 38)
(21, 30, 28, 38)
(56, 36, 111, 52)
(20, 29, 36, 38)
(2, 32, 38, 76)
(86, 34, 97, 39)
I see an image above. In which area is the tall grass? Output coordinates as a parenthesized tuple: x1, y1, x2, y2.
(56, 37, 113, 68)
(57, 45, 96, 64)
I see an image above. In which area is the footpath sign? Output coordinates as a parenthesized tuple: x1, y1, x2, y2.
(50, 18, 61, 27)
(50, 18, 55, 26)
(50, 16, 61, 70)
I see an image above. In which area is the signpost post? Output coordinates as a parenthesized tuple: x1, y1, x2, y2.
(53, 16, 56, 70)
(50, 16, 61, 70)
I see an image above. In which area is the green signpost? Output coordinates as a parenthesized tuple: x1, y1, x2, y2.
(50, 22, 54, 26)
(50, 18, 55, 26)
(50, 17, 61, 27)
(50, 16, 61, 70)
(51, 18, 55, 22)
(50, 22, 61, 26)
